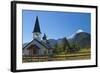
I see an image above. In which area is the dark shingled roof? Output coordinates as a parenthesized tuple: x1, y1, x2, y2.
(23, 40, 33, 49)
(23, 39, 51, 49)
(34, 39, 52, 49)
(32, 16, 41, 33)
(23, 39, 53, 50)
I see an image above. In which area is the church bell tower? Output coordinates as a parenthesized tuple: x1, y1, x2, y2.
(32, 16, 41, 41)
(42, 33, 47, 43)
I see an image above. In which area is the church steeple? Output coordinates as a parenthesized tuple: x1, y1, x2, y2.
(42, 33, 47, 40)
(33, 16, 41, 41)
(33, 16, 41, 33)
(42, 33, 47, 43)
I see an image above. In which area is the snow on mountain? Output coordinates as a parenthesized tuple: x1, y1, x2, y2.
(76, 29, 84, 33)
(68, 29, 84, 39)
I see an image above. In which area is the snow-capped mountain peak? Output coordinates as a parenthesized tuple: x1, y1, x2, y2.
(76, 29, 84, 33)
(68, 29, 84, 39)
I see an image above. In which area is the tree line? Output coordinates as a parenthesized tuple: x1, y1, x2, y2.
(53, 37, 80, 55)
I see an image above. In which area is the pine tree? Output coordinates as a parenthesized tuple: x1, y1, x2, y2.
(62, 37, 70, 54)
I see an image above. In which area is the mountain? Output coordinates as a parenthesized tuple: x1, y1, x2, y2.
(72, 32, 91, 49)
(47, 39, 57, 48)
(23, 32, 90, 50)
(48, 38, 70, 48)
(57, 38, 64, 45)
(68, 29, 84, 39)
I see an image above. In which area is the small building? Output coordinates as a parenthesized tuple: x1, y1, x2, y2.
(23, 16, 53, 56)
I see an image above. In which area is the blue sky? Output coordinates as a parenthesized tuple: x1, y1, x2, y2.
(22, 10, 91, 43)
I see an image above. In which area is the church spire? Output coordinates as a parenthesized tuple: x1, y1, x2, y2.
(32, 16, 41, 33)
(33, 16, 41, 41)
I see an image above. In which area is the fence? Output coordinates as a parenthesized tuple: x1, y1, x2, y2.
(23, 52, 90, 62)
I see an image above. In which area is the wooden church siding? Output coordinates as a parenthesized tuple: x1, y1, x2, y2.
(28, 45, 40, 56)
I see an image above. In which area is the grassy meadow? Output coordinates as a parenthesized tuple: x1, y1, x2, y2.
(22, 48, 91, 62)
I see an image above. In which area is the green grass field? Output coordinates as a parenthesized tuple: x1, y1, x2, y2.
(22, 48, 91, 63)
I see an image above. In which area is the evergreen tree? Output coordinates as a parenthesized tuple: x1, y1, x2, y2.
(62, 37, 70, 54)
(68, 43, 80, 53)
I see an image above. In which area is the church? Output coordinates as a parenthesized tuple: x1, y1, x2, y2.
(23, 16, 53, 56)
